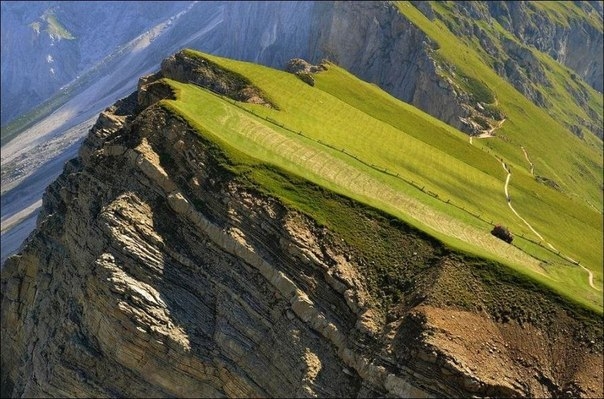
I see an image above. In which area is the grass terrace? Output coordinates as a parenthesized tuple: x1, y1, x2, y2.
(155, 49, 602, 313)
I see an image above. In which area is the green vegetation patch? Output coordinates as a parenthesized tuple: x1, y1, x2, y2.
(457, 72, 496, 104)
(45, 13, 75, 40)
(180, 49, 278, 108)
(395, 1, 602, 275)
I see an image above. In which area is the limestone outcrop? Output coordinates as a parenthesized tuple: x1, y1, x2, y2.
(160, 51, 275, 108)
(285, 58, 328, 86)
(2, 54, 602, 398)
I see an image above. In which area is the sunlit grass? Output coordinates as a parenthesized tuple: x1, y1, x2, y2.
(158, 49, 602, 312)
(396, 1, 602, 209)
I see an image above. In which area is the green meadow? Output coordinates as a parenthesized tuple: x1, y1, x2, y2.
(157, 43, 601, 314)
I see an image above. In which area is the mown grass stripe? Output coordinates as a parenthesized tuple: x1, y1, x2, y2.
(163, 49, 602, 312)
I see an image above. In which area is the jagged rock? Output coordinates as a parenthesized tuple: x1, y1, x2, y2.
(285, 58, 327, 75)
(161, 51, 275, 108)
(0, 62, 434, 398)
(285, 58, 328, 86)
(2, 52, 602, 399)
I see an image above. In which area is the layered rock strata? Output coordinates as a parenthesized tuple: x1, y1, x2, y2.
(2, 58, 602, 398)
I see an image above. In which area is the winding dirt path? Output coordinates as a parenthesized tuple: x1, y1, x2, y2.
(580, 265, 599, 291)
(500, 160, 600, 291)
(500, 161, 542, 239)
(234, 100, 599, 291)
(520, 146, 534, 175)
(466, 117, 599, 291)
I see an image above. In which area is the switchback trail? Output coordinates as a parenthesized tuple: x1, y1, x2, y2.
(520, 146, 534, 175)
(500, 160, 600, 291)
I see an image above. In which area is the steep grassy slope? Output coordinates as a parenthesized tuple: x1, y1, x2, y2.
(314, 64, 603, 288)
(394, 2, 603, 295)
(410, 1, 603, 139)
(396, 2, 602, 203)
(158, 49, 602, 312)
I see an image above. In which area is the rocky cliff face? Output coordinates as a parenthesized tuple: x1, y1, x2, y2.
(488, 1, 603, 93)
(307, 1, 477, 134)
(2, 54, 602, 398)
(420, 1, 603, 137)
(427, 1, 603, 93)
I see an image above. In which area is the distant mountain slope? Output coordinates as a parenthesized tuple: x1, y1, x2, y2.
(2, 1, 601, 134)
(0, 1, 191, 125)
(406, 1, 603, 138)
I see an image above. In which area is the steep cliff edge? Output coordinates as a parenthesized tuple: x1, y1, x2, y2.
(2, 55, 602, 398)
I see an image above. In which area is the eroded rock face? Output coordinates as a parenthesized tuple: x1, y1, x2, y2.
(488, 1, 603, 93)
(308, 1, 472, 133)
(421, 0, 603, 137)
(160, 51, 275, 108)
(285, 58, 328, 75)
(285, 58, 328, 86)
(2, 60, 602, 398)
(0, 78, 430, 398)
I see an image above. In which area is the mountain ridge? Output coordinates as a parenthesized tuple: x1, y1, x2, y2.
(1, 3, 602, 396)
(2, 52, 602, 396)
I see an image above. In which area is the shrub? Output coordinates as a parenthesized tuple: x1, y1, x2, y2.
(491, 224, 513, 243)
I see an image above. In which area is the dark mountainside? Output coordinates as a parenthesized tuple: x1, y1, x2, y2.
(1, 50, 602, 398)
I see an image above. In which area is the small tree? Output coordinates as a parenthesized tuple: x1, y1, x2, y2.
(491, 224, 513, 243)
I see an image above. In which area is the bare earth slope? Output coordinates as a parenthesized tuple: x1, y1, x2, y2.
(1, 57, 602, 398)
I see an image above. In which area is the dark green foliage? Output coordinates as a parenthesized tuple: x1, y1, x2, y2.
(491, 224, 513, 243)
(460, 73, 496, 104)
